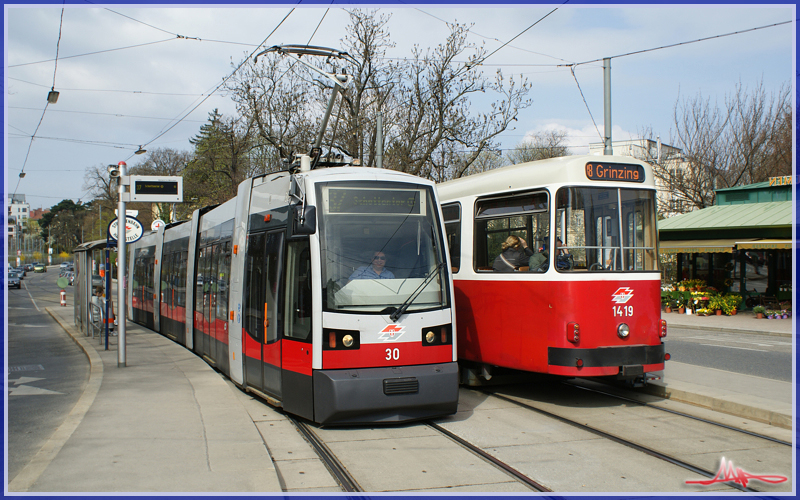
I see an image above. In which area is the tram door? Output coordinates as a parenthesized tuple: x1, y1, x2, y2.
(243, 231, 284, 399)
(280, 239, 313, 419)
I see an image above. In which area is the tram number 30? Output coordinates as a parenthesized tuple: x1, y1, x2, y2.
(385, 348, 400, 361)
(613, 305, 634, 317)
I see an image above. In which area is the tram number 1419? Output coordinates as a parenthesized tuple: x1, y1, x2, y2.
(613, 305, 634, 317)
(385, 348, 400, 361)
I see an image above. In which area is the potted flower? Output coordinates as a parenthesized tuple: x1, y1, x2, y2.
(708, 295, 725, 315)
(723, 294, 741, 316)
(753, 305, 765, 319)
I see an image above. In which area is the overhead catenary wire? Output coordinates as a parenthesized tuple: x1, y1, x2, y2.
(133, 6, 299, 160)
(13, 5, 66, 199)
(561, 20, 793, 68)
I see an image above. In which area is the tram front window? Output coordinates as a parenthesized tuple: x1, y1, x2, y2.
(555, 186, 658, 272)
(317, 182, 449, 313)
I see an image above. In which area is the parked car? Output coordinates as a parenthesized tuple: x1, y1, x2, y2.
(66, 271, 75, 285)
(33, 264, 47, 273)
(8, 272, 21, 289)
(13, 267, 26, 277)
(60, 261, 74, 269)
(23, 263, 34, 272)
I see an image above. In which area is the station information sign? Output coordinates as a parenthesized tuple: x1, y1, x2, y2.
(128, 175, 183, 202)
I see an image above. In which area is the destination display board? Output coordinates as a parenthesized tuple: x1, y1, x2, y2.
(128, 175, 183, 202)
(325, 188, 424, 215)
(585, 162, 645, 183)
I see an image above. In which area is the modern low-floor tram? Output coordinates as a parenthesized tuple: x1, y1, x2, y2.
(128, 159, 458, 424)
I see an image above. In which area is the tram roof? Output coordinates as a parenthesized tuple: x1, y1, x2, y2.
(436, 154, 653, 200)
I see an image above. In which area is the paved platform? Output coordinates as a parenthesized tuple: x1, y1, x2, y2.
(8, 305, 794, 492)
(11, 307, 281, 493)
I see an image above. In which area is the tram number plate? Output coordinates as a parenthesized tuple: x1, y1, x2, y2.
(613, 305, 634, 317)
(385, 347, 400, 361)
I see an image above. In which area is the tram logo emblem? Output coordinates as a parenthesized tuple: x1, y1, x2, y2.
(378, 324, 405, 342)
(611, 287, 634, 304)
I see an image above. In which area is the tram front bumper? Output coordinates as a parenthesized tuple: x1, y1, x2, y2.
(548, 344, 666, 369)
(313, 362, 459, 425)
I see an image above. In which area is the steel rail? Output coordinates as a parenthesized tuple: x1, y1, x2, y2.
(565, 381, 792, 447)
(289, 417, 363, 493)
(483, 390, 760, 493)
(427, 421, 553, 492)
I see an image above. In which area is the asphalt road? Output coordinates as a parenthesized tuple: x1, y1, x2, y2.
(7, 267, 90, 482)
(664, 327, 792, 382)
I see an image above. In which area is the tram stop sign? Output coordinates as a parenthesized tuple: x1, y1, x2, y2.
(108, 216, 144, 243)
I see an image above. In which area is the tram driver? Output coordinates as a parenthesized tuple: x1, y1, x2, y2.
(349, 251, 396, 280)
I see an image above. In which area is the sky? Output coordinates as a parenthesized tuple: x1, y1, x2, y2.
(4, 2, 795, 212)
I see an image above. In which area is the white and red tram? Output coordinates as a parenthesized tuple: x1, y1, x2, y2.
(437, 155, 668, 384)
(128, 157, 458, 424)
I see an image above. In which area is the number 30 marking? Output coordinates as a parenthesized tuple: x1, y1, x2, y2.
(385, 348, 400, 361)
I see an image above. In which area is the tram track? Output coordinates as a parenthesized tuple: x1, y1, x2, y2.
(478, 387, 777, 493)
(564, 380, 792, 447)
(288, 416, 363, 493)
(427, 421, 553, 492)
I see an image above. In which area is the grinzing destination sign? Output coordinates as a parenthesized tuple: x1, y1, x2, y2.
(108, 216, 144, 243)
(585, 162, 645, 183)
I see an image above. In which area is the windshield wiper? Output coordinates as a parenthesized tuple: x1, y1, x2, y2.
(386, 263, 444, 322)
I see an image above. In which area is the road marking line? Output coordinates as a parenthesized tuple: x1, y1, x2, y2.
(24, 281, 41, 312)
(699, 343, 767, 352)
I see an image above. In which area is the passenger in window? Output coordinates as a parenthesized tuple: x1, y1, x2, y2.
(556, 237, 568, 255)
(493, 235, 533, 272)
(349, 251, 396, 280)
(528, 244, 549, 272)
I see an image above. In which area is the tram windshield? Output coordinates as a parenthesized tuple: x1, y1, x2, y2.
(318, 181, 450, 314)
(555, 187, 658, 272)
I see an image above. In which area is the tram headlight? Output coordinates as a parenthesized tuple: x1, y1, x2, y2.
(617, 323, 630, 339)
(323, 328, 360, 350)
(422, 324, 452, 346)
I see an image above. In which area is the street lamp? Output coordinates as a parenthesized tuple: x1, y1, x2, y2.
(47, 88, 59, 104)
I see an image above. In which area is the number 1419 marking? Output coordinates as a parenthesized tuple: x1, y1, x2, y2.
(613, 305, 634, 317)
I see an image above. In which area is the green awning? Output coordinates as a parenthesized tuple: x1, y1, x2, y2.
(658, 201, 792, 231)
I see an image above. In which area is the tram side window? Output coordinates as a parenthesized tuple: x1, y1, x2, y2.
(555, 187, 658, 272)
(473, 191, 550, 272)
(284, 239, 312, 342)
(621, 189, 657, 271)
(217, 241, 232, 324)
(442, 203, 461, 272)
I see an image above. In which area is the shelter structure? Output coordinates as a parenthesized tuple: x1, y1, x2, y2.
(658, 176, 793, 307)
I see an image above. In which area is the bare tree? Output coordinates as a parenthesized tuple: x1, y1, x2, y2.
(385, 21, 531, 181)
(642, 80, 790, 211)
(225, 9, 531, 183)
(505, 130, 571, 164)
